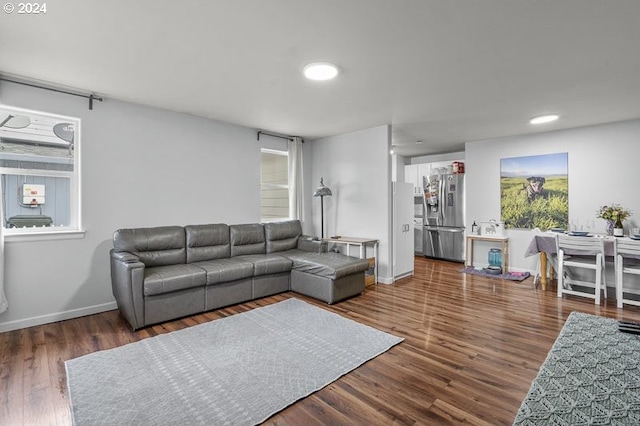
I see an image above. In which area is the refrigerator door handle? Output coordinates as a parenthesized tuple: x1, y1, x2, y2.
(424, 226, 464, 231)
(439, 177, 445, 225)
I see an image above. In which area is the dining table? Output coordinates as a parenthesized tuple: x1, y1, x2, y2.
(525, 233, 617, 291)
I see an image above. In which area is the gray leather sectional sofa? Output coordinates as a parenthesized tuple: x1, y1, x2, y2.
(110, 220, 370, 329)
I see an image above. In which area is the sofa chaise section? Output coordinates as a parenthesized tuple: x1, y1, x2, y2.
(287, 252, 370, 304)
(264, 221, 370, 304)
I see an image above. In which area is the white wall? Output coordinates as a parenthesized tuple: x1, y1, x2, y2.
(0, 81, 262, 332)
(392, 154, 406, 182)
(306, 125, 393, 282)
(466, 118, 640, 272)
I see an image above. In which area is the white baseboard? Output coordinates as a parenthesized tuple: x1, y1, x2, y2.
(392, 271, 413, 282)
(0, 301, 118, 333)
(377, 276, 394, 285)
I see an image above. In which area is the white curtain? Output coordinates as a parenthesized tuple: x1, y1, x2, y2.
(0, 184, 7, 314)
(288, 137, 304, 221)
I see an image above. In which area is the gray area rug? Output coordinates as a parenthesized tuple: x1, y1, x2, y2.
(514, 311, 640, 425)
(65, 298, 403, 425)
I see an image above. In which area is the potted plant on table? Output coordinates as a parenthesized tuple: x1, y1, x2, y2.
(597, 204, 631, 236)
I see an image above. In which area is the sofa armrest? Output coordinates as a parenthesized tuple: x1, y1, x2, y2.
(110, 249, 146, 330)
(111, 251, 143, 264)
(297, 235, 327, 253)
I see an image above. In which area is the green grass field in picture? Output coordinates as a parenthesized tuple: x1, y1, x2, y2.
(501, 176, 568, 229)
(500, 153, 569, 230)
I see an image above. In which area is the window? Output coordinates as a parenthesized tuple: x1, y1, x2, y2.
(260, 149, 289, 221)
(0, 104, 82, 238)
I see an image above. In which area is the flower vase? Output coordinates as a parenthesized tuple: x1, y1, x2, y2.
(614, 217, 625, 236)
(606, 220, 614, 236)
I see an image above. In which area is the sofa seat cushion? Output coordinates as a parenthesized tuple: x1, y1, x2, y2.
(286, 252, 370, 280)
(192, 258, 255, 285)
(144, 264, 207, 296)
(276, 248, 322, 259)
(238, 254, 293, 276)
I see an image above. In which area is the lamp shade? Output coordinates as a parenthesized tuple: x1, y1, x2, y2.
(313, 177, 332, 197)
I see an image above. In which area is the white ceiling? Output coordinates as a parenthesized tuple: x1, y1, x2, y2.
(2, 0, 640, 157)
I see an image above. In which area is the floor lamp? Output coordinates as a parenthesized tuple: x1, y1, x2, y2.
(313, 177, 332, 238)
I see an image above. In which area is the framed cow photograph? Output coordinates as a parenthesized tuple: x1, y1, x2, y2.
(500, 153, 568, 230)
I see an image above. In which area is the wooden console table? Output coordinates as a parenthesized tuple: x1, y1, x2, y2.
(323, 236, 379, 283)
(465, 235, 509, 274)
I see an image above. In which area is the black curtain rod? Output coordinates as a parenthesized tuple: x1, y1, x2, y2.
(256, 130, 303, 143)
(0, 77, 103, 110)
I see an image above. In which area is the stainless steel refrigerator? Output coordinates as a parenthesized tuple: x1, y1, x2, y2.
(423, 173, 465, 262)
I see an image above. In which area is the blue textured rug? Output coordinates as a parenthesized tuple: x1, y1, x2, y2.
(459, 267, 531, 281)
(514, 312, 640, 425)
(65, 298, 403, 425)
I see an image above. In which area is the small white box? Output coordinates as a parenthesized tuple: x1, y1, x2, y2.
(22, 184, 45, 205)
(480, 220, 504, 237)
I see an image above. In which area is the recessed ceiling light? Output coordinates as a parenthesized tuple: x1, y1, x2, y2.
(530, 114, 559, 125)
(303, 62, 339, 81)
(416, 140, 423, 145)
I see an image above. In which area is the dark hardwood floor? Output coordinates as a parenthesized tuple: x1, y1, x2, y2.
(3, 256, 640, 425)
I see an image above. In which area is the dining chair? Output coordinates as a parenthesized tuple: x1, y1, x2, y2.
(556, 234, 606, 304)
(614, 238, 640, 308)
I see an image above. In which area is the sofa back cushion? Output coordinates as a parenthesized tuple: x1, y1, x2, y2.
(113, 226, 186, 267)
(264, 220, 302, 253)
(185, 224, 230, 263)
(230, 223, 266, 257)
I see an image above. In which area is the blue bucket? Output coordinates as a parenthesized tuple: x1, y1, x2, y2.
(488, 248, 502, 267)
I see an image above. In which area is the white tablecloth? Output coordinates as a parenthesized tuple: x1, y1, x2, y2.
(525, 233, 616, 257)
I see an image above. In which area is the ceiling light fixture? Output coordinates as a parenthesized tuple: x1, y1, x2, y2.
(303, 62, 339, 81)
(530, 114, 559, 125)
